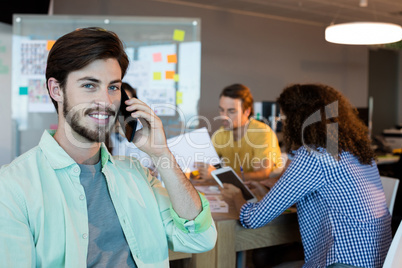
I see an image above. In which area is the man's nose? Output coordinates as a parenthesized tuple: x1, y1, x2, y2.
(219, 111, 229, 118)
(96, 88, 114, 106)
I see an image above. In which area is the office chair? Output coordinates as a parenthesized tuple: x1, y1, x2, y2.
(383, 221, 402, 267)
(380, 176, 400, 215)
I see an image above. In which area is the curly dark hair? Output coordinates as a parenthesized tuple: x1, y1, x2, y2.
(277, 83, 375, 165)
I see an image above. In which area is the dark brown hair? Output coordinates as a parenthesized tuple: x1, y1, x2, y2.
(220, 84, 254, 118)
(277, 83, 375, 165)
(46, 27, 129, 112)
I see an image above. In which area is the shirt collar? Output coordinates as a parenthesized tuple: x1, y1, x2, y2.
(100, 142, 115, 166)
(39, 130, 115, 170)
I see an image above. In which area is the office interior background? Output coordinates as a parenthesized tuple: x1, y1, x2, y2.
(0, 0, 402, 166)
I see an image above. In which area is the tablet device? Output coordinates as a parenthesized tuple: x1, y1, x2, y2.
(211, 167, 257, 203)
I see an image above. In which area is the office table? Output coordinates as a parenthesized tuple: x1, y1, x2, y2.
(169, 183, 301, 268)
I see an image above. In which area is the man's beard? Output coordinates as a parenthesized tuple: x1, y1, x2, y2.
(63, 95, 117, 143)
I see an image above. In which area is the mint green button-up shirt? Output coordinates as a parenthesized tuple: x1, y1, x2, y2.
(0, 130, 217, 267)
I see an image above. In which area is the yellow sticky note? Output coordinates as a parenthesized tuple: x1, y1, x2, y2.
(176, 91, 183, 104)
(165, 71, 175, 79)
(174, 74, 180, 82)
(46, 40, 56, 51)
(173, 29, 185, 41)
(167, 54, 177, 63)
(153, 72, 162, 80)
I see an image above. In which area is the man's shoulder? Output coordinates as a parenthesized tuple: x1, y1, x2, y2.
(0, 146, 44, 194)
(0, 146, 42, 177)
(248, 119, 270, 130)
(246, 120, 273, 139)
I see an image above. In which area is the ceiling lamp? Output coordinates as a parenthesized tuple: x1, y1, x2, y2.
(325, 22, 402, 45)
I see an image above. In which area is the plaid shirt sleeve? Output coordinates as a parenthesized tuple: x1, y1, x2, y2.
(240, 148, 325, 228)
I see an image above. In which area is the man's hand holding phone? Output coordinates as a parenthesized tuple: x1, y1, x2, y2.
(122, 97, 170, 159)
(122, 93, 203, 221)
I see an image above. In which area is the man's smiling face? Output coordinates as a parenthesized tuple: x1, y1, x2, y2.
(62, 58, 122, 143)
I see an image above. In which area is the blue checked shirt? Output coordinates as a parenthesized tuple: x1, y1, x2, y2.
(240, 146, 392, 268)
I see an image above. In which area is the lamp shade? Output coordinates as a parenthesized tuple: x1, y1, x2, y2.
(325, 22, 402, 45)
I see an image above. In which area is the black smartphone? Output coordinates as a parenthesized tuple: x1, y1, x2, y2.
(118, 89, 138, 142)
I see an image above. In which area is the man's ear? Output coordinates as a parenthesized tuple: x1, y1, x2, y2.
(48, 78, 63, 103)
(244, 107, 251, 118)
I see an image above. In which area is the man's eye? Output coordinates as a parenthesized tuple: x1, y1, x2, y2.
(109, 85, 119, 91)
(83, 84, 94, 89)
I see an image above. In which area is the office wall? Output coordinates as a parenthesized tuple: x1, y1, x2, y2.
(53, 0, 370, 133)
(399, 52, 402, 124)
(0, 22, 12, 165)
(368, 49, 399, 136)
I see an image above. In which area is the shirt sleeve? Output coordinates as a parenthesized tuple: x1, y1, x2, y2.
(169, 192, 213, 234)
(148, 171, 217, 253)
(0, 177, 35, 267)
(240, 148, 326, 229)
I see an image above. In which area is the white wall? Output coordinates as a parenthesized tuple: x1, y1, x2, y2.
(0, 22, 12, 165)
(54, 0, 370, 133)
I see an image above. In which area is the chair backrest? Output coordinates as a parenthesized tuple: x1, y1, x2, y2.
(383, 221, 402, 267)
(380, 176, 400, 215)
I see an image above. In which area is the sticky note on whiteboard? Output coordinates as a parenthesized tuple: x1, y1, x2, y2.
(173, 29, 185, 41)
(176, 91, 183, 104)
(167, 54, 177, 63)
(153, 72, 162, 80)
(165, 71, 175, 79)
(153, 52, 162, 62)
(46, 40, 56, 51)
(19, 87, 28, 95)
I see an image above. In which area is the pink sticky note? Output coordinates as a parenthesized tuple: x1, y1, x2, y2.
(153, 52, 162, 62)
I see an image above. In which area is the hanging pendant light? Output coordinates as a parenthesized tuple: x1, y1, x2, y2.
(325, 22, 402, 45)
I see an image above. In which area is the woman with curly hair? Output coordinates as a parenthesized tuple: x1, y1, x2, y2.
(221, 83, 392, 268)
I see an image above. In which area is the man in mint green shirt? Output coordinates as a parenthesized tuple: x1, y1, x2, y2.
(0, 27, 216, 267)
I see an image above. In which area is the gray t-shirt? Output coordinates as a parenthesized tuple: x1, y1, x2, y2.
(78, 161, 136, 268)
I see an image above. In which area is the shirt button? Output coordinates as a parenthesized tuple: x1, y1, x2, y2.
(73, 167, 79, 173)
(82, 233, 88, 239)
(79, 195, 85, 200)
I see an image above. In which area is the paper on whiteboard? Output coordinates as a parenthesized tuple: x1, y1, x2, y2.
(167, 127, 221, 172)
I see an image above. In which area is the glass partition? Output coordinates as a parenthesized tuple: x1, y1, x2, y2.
(12, 14, 201, 156)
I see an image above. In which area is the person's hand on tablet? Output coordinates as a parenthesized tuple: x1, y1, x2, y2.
(245, 181, 269, 200)
(220, 183, 247, 215)
(220, 183, 241, 199)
